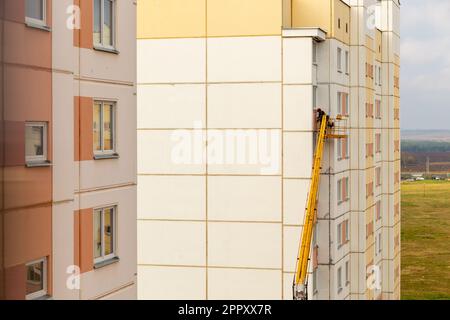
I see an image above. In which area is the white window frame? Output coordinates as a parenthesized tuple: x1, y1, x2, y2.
(337, 47, 342, 72)
(337, 223, 342, 246)
(25, 0, 46, 26)
(93, 0, 116, 50)
(344, 220, 349, 242)
(337, 267, 343, 292)
(337, 179, 342, 203)
(313, 86, 318, 109)
(312, 41, 318, 65)
(345, 50, 349, 74)
(93, 206, 117, 265)
(337, 139, 342, 161)
(378, 233, 382, 254)
(93, 100, 117, 155)
(378, 66, 382, 85)
(345, 261, 350, 286)
(25, 257, 47, 300)
(25, 122, 48, 164)
(337, 137, 349, 161)
(312, 270, 318, 294)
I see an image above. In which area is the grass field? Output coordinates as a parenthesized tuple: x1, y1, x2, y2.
(401, 180, 450, 300)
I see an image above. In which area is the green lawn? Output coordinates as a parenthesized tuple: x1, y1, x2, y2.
(401, 180, 450, 300)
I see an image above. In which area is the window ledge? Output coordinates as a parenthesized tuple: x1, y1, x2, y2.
(94, 46, 120, 55)
(94, 153, 120, 160)
(25, 22, 51, 32)
(94, 257, 120, 269)
(26, 161, 52, 168)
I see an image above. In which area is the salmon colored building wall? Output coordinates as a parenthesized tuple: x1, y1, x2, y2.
(73, 0, 93, 49)
(1, 0, 53, 299)
(74, 208, 94, 274)
(74, 96, 94, 161)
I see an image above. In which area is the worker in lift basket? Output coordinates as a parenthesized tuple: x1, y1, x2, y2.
(316, 108, 335, 129)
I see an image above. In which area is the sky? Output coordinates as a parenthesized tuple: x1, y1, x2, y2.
(401, 0, 450, 130)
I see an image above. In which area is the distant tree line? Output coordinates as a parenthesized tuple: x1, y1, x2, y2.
(402, 140, 450, 153)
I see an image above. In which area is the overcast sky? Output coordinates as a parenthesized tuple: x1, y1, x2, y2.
(401, 0, 450, 130)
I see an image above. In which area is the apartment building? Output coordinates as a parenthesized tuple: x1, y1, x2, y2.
(137, 0, 400, 300)
(0, 0, 136, 300)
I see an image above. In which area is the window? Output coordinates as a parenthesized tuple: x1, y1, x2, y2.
(394, 140, 400, 152)
(366, 143, 374, 158)
(94, 0, 116, 49)
(338, 18, 341, 29)
(375, 100, 381, 119)
(337, 220, 349, 247)
(312, 270, 318, 294)
(376, 200, 381, 221)
(345, 51, 349, 74)
(375, 133, 381, 153)
(26, 258, 47, 300)
(366, 102, 374, 118)
(366, 183, 372, 198)
(313, 86, 318, 109)
(337, 267, 342, 292)
(93, 101, 116, 155)
(366, 221, 374, 238)
(94, 206, 117, 264)
(25, 122, 48, 164)
(312, 41, 318, 65)
(313, 225, 318, 247)
(378, 233, 382, 254)
(346, 23, 348, 34)
(394, 76, 400, 89)
(376, 167, 382, 186)
(374, 67, 378, 85)
(337, 48, 342, 72)
(337, 92, 349, 116)
(26, 0, 46, 26)
(395, 171, 400, 184)
(345, 261, 350, 286)
(337, 177, 349, 203)
(366, 182, 374, 198)
(337, 137, 349, 160)
(378, 66, 382, 85)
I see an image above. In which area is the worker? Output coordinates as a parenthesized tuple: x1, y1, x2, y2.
(316, 108, 325, 123)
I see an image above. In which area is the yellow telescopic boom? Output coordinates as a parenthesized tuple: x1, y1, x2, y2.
(293, 114, 328, 300)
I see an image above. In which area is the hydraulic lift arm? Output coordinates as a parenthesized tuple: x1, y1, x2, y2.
(293, 114, 328, 300)
(293, 111, 347, 300)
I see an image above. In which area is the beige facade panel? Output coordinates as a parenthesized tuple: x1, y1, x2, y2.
(138, 84, 206, 129)
(138, 175, 206, 221)
(138, 220, 206, 266)
(137, 38, 206, 84)
(208, 222, 281, 269)
(283, 132, 313, 178)
(283, 179, 309, 225)
(137, 130, 206, 175)
(207, 83, 282, 129)
(138, 266, 206, 300)
(208, 176, 282, 222)
(207, 36, 281, 83)
(208, 268, 282, 300)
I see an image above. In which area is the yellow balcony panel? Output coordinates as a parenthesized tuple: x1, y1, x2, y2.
(207, 0, 282, 37)
(291, 0, 350, 44)
(137, 0, 206, 39)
